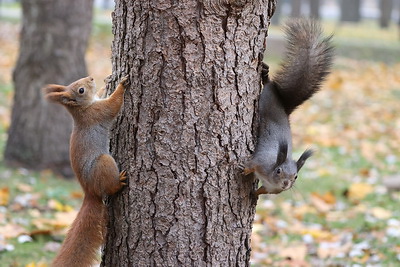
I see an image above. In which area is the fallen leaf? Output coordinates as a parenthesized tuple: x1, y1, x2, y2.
(347, 183, 374, 202)
(54, 210, 78, 228)
(32, 210, 77, 233)
(299, 229, 335, 241)
(17, 183, 33, 193)
(25, 263, 47, 267)
(0, 224, 26, 239)
(29, 229, 52, 237)
(279, 244, 307, 261)
(48, 199, 73, 212)
(0, 187, 10, 206)
(370, 207, 392, 219)
(310, 193, 333, 213)
(70, 191, 84, 199)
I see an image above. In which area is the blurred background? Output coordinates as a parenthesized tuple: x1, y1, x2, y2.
(0, 0, 399, 266)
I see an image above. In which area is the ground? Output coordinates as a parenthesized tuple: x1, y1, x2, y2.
(1, 6, 400, 267)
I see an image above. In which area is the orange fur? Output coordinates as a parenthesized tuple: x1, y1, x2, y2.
(43, 76, 129, 266)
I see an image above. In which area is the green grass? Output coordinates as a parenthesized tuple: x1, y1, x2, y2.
(0, 162, 81, 266)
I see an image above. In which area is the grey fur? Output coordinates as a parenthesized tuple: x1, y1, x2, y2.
(247, 19, 333, 195)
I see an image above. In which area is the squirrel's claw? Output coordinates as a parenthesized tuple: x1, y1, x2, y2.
(120, 75, 130, 86)
(243, 167, 254, 176)
(254, 186, 268, 196)
(119, 170, 127, 182)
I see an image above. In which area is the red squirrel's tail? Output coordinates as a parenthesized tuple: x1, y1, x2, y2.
(52, 195, 105, 267)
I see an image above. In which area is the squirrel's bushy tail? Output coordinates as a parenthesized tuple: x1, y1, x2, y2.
(274, 19, 334, 115)
(52, 195, 105, 267)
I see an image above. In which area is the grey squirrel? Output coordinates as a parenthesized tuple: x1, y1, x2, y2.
(244, 19, 334, 195)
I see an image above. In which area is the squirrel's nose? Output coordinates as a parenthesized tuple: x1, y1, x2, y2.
(283, 180, 289, 187)
(88, 76, 94, 81)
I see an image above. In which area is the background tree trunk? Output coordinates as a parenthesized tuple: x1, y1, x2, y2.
(309, 0, 320, 19)
(271, 0, 281, 25)
(102, 0, 275, 266)
(379, 0, 393, 28)
(4, 0, 94, 177)
(291, 0, 302, 17)
(340, 0, 361, 23)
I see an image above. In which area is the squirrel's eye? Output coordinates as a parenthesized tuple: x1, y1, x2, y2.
(294, 174, 298, 179)
(276, 168, 281, 174)
(78, 87, 85, 94)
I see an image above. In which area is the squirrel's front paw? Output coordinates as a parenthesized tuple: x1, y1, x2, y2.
(120, 75, 130, 86)
(119, 170, 127, 186)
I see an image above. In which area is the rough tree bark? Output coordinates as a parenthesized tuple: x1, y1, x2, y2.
(102, 0, 275, 266)
(4, 0, 94, 177)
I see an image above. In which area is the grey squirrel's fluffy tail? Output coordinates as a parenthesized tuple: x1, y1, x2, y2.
(273, 19, 334, 115)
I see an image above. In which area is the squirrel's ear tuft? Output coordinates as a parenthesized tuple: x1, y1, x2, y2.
(276, 140, 288, 166)
(297, 149, 314, 171)
(44, 91, 65, 103)
(43, 85, 77, 106)
(43, 84, 66, 94)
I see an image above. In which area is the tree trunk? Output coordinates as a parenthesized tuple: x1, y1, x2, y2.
(291, 0, 302, 17)
(379, 0, 393, 28)
(5, 0, 94, 177)
(309, 0, 320, 19)
(340, 0, 361, 23)
(271, 0, 281, 25)
(102, 0, 275, 266)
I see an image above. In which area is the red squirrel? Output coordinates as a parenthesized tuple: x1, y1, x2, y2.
(44, 75, 129, 266)
(244, 19, 334, 195)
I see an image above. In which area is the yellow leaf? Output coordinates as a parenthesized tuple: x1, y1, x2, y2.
(48, 199, 64, 211)
(300, 229, 334, 241)
(17, 183, 33, 193)
(310, 193, 332, 213)
(310, 192, 336, 213)
(25, 263, 47, 267)
(0, 187, 10, 206)
(370, 207, 392, 219)
(48, 199, 73, 212)
(347, 183, 373, 202)
(320, 192, 336, 204)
